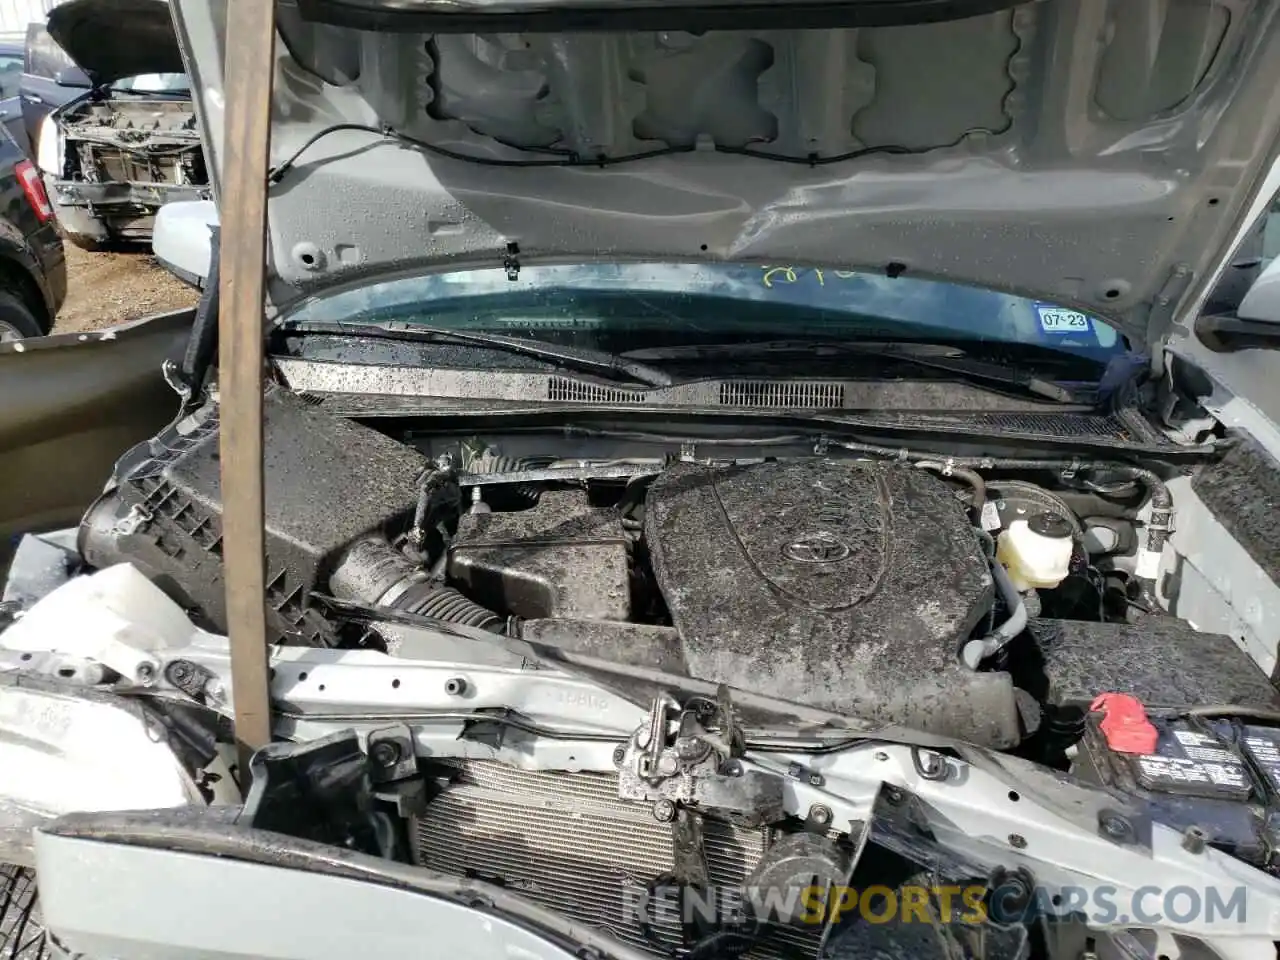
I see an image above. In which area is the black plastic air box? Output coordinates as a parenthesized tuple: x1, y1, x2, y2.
(79, 389, 428, 644)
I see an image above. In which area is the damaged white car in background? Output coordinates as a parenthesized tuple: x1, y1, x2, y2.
(32, 0, 209, 248)
(7, 0, 1280, 958)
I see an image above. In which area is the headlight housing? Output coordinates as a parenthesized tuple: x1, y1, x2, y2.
(34, 114, 62, 177)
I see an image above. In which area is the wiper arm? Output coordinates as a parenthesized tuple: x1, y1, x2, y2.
(624, 338, 1081, 403)
(279, 320, 673, 388)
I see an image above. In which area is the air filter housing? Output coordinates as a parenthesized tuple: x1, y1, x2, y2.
(78, 390, 428, 644)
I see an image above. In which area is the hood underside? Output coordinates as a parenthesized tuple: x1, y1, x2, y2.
(171, 0, 1280, 348)
(48, 0, 185, 86)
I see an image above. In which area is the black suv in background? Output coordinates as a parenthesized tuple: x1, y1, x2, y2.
(0, 41, 26, 153)
(17, 24, 88, 160)
(0, 123, 64, 340)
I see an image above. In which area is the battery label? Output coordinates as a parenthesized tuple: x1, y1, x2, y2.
(1128, 722, 1252, 801)
(1134, 756, 1248, 789)
(1241, 726, 1280, 796)
(1174, 729, 1241, 764)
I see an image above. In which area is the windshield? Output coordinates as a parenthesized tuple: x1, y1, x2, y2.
(112, 73, 189, 94)
(285, 262, 1124, 361)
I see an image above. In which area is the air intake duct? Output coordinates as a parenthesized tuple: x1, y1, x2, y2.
(78, 389, 501, 643)
(329, 536, 503, 631)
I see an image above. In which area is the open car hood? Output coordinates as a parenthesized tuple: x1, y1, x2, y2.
(47, 0, 186, 87)
(169, 0, 1280, 351)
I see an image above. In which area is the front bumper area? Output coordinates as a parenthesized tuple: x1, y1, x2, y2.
(46, 177, 210, 243)
(0, 676, 201, 866)
(33, 814, 639, 960)
(9, 568, 1280, 959)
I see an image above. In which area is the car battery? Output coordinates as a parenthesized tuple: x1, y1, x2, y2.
(1073, 698, 1280, 870)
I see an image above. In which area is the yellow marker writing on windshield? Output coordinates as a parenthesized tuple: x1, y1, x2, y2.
(761, 266, 861, 288)
(760, 266, 798, 288)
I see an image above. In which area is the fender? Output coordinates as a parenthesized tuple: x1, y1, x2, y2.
(0, 674, 201, 866)
(0, 309, 192, 571)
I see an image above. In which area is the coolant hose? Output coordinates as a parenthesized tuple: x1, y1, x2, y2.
(962, 559, 1027, 669)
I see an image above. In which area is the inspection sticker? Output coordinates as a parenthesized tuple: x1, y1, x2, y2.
(1037, 306, 1092, 334)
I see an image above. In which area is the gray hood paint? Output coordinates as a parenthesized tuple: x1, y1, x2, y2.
(170, 0, 1280, 350)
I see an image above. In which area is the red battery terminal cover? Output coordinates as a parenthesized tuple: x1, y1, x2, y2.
(1090, 692, 1158, 755)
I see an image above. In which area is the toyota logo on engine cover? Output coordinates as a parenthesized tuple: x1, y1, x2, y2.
(782, 532, 852, 564)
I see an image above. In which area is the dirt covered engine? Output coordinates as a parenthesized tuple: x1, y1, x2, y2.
(79, 389, 1024, 745)
(66, 389, 1280, 959)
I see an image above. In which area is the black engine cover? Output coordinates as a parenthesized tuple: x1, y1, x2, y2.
(646, 460, 1021, 744)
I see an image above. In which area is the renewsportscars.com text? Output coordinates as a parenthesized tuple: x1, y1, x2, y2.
(624, 883, 1250, 927)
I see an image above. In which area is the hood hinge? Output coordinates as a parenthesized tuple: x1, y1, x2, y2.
(1145, 264, 1195, 370)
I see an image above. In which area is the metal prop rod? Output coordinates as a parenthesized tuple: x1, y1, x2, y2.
(218, 0, 277, 775)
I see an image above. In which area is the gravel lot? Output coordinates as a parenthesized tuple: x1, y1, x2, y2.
(52, 242, 199, 334)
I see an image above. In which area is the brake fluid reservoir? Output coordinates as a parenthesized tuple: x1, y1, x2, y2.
(996, 511, 1074, 591)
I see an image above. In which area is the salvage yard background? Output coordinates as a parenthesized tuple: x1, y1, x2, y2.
(54, 245, 198, 332)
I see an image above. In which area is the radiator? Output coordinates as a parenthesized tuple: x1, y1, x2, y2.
(412, 761, 824, 958)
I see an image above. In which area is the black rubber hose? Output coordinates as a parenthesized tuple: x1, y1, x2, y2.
(835, 446, 1172, 528)
(329, 536, 505, 632)
(391, 581, 504, 632)
(1123, 466, 1173, 549)
(1118, 466, 1173, 610)
(915, 460, 986, 517)
(409, 466, 461, 548)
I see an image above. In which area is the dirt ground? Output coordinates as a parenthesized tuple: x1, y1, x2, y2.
(52, 242, 199, 333)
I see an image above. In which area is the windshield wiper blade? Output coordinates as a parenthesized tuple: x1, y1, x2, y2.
(280, 320, 673, 388)
(623, 338, 1081, 403)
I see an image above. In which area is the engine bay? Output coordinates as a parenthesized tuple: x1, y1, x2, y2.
(49, 96, 208, 242)
(59, 99, 205, 183)
(10, 387, 1280, 959)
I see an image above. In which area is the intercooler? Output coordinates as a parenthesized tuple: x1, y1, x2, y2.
(412, 761, 825, 958)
